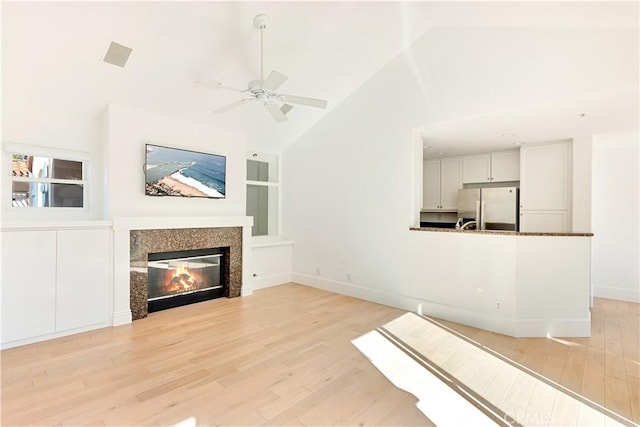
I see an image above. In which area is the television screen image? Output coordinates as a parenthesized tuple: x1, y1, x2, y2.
(145, 144, 226, 199)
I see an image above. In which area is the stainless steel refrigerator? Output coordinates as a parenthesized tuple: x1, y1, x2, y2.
(457, 187, 519, 231)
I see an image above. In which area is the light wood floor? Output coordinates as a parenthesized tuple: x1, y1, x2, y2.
(437, 297, 640, 424)
(2, 284, 639, 426)
(2, 284, 431, 426)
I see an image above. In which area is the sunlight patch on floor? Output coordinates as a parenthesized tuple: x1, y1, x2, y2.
(352, 330, 498, 427)
(172, 416, 196, 427)
(371, 312, 631, 427)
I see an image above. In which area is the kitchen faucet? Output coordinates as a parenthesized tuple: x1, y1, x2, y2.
(460, 220, 478, 230)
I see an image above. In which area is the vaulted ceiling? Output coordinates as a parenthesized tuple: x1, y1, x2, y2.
(2, 1, 638, 153)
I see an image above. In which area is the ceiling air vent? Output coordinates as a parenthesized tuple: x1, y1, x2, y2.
(103, 41, 132, 68)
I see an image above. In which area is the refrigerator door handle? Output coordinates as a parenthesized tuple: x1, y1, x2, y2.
(480, 201, 486, 230)
(475, 200, 481, 227)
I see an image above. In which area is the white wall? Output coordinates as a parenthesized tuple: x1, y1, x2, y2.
(282, 26, 637, 329)
(592, 134, 640, 302)
(105, 104, 246, 218)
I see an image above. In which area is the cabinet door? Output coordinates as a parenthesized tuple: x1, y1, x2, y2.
(1, 230, 56, 343)
(423, 159, 441, 209)
(440, 157, 462, 210)
(520, 210, 568, 233)
(56, 229, 110, 332)
(491, 151, 520, 182)
(520, 142, 569, 210)
(462, 154, 491, 183)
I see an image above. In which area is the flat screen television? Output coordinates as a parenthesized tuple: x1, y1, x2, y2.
(144, 144, 226, 199)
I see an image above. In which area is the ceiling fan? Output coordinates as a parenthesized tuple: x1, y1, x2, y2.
(198, 14, 328, 123)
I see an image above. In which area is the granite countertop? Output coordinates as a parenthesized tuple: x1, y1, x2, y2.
(410, 227, 593, 237)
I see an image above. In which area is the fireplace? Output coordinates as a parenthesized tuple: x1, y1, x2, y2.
(129, 226, 243, 320)
(147, 247, 228, 313)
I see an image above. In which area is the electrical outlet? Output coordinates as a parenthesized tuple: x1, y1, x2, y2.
(496, 302, 501, 310)
(347, 273, 351, 282)
(316, 267, 320, 276)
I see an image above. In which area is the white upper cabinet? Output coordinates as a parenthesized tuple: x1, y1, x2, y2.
(423, 157, 462, 210)
(520, 141, 571, 232)
(490, 151, 521, 182)
(520, 142, 569, 210)
(462, 154, 491, 183)
(462, 150, 520, 183)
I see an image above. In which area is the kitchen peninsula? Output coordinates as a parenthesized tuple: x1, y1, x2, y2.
(406, 226, 593, 338)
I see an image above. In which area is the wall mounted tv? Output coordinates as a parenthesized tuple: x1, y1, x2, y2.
(144, 144, 226, 199)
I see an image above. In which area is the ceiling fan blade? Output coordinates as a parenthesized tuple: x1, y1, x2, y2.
(214, 98, 253, 113)
(262, 71, 288, 91)
(196, 80, 245, 93)
(281, 104, 294, 115)
(265, 103, 288, 123)
(281, 94, 327, 109)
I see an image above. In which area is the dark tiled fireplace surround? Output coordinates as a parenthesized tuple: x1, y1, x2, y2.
(129, 227, 242, 320)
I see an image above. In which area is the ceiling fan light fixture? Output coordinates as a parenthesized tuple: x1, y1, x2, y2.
(253, 14, 270, 30)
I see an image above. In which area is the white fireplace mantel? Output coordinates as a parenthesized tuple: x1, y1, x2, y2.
(111, 215, 254, 326)
(112, 216, 253, 231)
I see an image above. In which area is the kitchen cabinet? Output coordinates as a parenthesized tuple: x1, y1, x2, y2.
(1, 226, 110, 347)
(423, 157, 462, 210)
(490, 151, 521, 182)
(520, 141, 570, 232)
(520, 211, 568, 233)
(462, 150, 520, 183)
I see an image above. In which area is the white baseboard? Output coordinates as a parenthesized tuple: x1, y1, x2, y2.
(112, 310, 132, 326)
(292, 273, 591, 338)
(291, 273, 422, 312)
(1, 321, 110, 350)
(515, 318, 591, 338)
(252, 272, 292, 291)
(593, 285, 640, 303)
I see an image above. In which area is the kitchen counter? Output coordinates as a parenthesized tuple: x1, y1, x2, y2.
(410, 227, 593, 237)
(409, 227, 593, 237)
(406, 227, 592, 337)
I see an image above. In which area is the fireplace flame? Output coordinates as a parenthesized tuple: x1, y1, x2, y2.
(164, 266, 200, 294)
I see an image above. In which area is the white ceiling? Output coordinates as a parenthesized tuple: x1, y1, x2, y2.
(2, 1, 639, 153)
(420, 86, 640, 158)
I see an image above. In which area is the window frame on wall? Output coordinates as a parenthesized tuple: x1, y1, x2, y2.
(4, 142, 90, 212)
(246, 150, 280, 238)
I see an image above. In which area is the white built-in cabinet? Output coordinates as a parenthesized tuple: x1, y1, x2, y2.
(519, 141, 571, 232)
(423, 157, 462, 210)
(462, 150, 520, 183)
(1, 230, 57, 343)
(1, 226, 110, 347)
